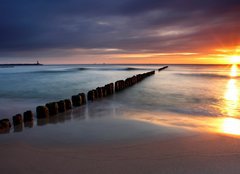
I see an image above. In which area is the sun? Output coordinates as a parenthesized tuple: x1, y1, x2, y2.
(230, 55, 240, 64)
(221, 118, 240, 135)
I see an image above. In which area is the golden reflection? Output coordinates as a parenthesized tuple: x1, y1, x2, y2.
(225, 79, 238, 102)
(221, 118, 240, 135)
(230, 64, 238, 77)
(127, 112, 240, 137)
(224, 65, 239, 117)
(125, 64, 240, 137)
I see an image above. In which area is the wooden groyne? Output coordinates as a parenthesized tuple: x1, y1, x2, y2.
(158, 66, 168, 71)
(0, 67, 168, 134)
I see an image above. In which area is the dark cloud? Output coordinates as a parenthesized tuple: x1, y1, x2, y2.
(0, 0, 240, 61)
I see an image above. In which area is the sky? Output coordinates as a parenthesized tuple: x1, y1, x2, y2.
(0, 0, 240, 64)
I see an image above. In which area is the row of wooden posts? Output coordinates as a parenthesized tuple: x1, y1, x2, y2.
(0, 68, 167, 133)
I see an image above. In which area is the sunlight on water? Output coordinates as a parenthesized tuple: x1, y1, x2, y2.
(230, 64, 238, 77)
(219, 64, 240, 135)
(225, 79, 238, 102)
(223, 65, 239, 117)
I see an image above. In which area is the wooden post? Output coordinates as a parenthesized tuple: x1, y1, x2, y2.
(46, 102, 59, 116)
(36, 106, 49, 119)
(12, 114, 23, 126)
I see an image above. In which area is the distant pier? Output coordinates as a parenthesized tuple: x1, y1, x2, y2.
(0, 61, 43, 68)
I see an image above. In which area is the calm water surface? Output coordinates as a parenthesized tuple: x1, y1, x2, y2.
(0, 64, 240, 143)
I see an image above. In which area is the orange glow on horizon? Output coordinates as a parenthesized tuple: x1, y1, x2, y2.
(108, 45, 240, 64)
(214, 45, 240, 65)
(38, 45, 240, 64)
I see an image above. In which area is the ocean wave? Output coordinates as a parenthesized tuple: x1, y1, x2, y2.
(175, 73, 238, 79)
(15, 66, 155, 75)
(31, 70, 75, 74)
(76, 67, 153, 71)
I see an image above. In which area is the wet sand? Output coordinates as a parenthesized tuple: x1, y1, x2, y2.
(1, 132, 240, 174)
(1, 102, 240, 174)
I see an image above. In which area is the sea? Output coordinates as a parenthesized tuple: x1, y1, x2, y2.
(0, 64, 239, 144)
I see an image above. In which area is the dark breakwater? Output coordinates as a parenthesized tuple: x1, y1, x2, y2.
(0, 67, 168, 134)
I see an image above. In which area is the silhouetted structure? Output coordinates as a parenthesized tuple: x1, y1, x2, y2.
(158, 66, 168, 71)
(1, 66, 170, 134)
(12, 114, 23, 126)
(36, 106, 49, 119)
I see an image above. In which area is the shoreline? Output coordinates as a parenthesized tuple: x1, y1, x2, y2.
(1, 103, 240, 142)
(1, 100, 240, 173)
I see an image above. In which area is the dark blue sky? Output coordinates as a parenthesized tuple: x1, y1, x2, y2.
(0, 0, 240, 63)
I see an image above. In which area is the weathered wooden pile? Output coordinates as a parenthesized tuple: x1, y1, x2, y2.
(158, 66, 168, 71)
(0, 67, 167, 134)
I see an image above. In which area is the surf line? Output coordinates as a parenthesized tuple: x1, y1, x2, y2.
(0, 66, 168, 134)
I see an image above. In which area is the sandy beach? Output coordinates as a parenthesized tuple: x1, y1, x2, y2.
(1, 106, 240, 174)
(1, 131, 240, 174)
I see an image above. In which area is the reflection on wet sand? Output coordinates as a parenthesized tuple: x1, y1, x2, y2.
(0, 106, 86, 134)
(37, 107, 86, 126)
(1, 101, 116, 134)
(128, 111, 240, 137)
(13, 124, 23, 133)
(37, 111, 73, 126)
(24, 122, 34, 128)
